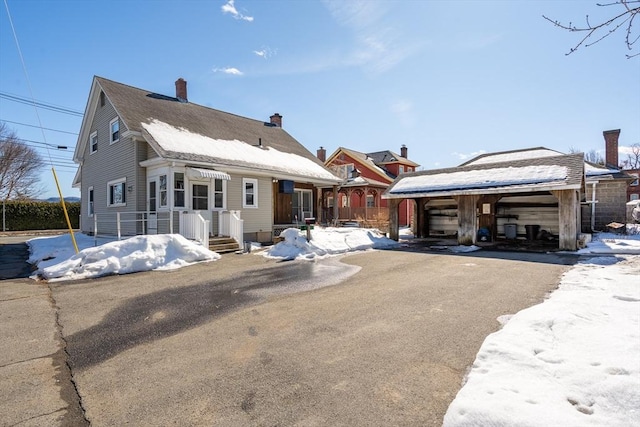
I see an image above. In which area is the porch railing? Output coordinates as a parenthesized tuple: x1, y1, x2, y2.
(220, 210, 243, 245)
(92, 211, 174, 243)
(179, 212, 209, 246)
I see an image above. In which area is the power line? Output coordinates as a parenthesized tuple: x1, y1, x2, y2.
(0, 92, 84, 117)
(0, 118, 78, 135)
(18, 137, 74, 150)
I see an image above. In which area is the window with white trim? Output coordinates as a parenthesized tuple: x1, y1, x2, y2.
(213, 178, 225, 209)
(243, 178, 258, 208)
(87, 187, 94, 216)
(107, 178, 126, 206)
(630, 173, 639, 186)
(159, 175, 168, 207)
(399, 165, 404, 174)
(109, 117, 120, 144)
(630, 193, 639, 201)
(174, 172, 185, 207)
(90, 131, 98, 154)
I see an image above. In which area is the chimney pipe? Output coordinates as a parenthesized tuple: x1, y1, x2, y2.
(270, 113, 282, 128)
(175, 78, 187, 102)
(400, 144, 407, 159)
(317, 146, 326, 162)
(603, 129, 620, 168)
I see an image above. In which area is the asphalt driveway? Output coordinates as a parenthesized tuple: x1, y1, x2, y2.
(45, 249, 573, 426)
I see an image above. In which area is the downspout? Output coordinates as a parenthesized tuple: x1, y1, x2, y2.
(591, 182, 597, 232)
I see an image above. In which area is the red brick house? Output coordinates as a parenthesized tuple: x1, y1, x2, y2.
(317, 145, 419, 227)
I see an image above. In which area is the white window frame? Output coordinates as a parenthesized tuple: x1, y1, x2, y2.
(87, 186, 94, 217)
(243, 178, 258, 208)
(212, 178, 227, 210)
(109, 117, 120, 144)
(630, 193, 639, 201)
(366, 194, 375, 208)
(159, 174, 168, 207)
(399, 165, 405, 174)
(89, 131, 98, 154)
(173, 172, 185, 208)
(107, 178, 126, 207)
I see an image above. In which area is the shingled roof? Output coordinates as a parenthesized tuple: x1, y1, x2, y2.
(384, 153, 585, 199)
(76, 76, 340, 183)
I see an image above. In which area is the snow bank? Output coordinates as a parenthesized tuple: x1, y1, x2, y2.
(264, 227, 399, 260)
(30, 234, 219, 282)
(578, 228, 640, 255)
(443, 256, 640, 427)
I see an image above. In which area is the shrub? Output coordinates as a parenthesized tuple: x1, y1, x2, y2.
(1, 200, 80, 231)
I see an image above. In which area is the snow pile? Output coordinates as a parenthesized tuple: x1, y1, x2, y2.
(29, 234, 219, 282)
(264, 227, 399, 260)
(444, 256, 640, 427)
(579, 228, 640, 255)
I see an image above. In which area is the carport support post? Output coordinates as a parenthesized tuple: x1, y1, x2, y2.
(388, 198, 401, 241)
(552, 189, 578, 251)
(414, 197, 428, 238)
(332, 185, 339, 225)
(455, 195, 478, 246)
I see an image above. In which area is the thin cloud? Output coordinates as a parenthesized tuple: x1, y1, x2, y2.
(322, 0, 423, 74)
(253, 47, 277, 59)
(453, 150, 487, 161)
(390, 99, 416, 127)
(221, 0, 254, 22)
(213, 67, 244, 76)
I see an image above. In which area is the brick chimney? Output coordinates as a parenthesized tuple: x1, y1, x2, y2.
(317, 146, 326, 162)
(270, 113, 282, 128)
(400, 144, 408, 159)
(603, 129, 620, 168)
(175, 78, 187, 102)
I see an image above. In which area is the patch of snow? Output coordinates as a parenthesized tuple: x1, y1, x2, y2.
(29, 234, 219, 282)
(443, 255, 640, 427)
(465, 149, 561, 165)
(263, 227, 399, 260)
(578, 230, 640, 255)
(585, 163, 621, 176)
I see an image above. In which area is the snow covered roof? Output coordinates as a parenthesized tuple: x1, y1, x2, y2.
(384, 153, 584, 199)
(86, 76, 341, 184)
(340, 175, 390, 188)
(366, 149, 419, 167)
(460, 147, 563, 166)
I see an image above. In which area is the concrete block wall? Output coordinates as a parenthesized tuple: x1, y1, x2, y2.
(584, 181, 629, 230)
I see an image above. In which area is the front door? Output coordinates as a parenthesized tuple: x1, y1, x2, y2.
(292, 189, 313, 221)
(192, 183, 213, 235)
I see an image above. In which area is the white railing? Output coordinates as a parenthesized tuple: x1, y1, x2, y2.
(219, 210, 244, 245)
(92, 211, 173, 243)
(179, 212, 209, 246)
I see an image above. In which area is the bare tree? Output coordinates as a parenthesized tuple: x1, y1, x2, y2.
(621, 143, 640, 168)
(0, 123, 44, 200)
(543, 0, 640, 58)
(585, 149, 605, 165)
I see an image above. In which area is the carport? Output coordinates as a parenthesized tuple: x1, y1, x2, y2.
(383, 154, 585, 251)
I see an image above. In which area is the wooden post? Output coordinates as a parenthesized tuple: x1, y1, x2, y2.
(552, 190, 578, 251)
(414, 197, 428, 238)
(388, 198, 401, 240)
(455, 195, 478, 246)
(332, 185, 339, 226)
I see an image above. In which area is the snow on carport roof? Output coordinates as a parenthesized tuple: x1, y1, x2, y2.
(384, 153, 584, 199)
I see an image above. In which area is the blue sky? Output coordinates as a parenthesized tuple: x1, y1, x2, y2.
(1, 0, 639, 199)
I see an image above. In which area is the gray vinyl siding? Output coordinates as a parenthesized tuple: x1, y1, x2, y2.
(79, 98, 140, 236)
(226, 173, 273, 239)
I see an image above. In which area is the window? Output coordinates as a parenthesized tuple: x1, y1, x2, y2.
(406, 167, 412, 172)
(87, 187, 94, 216)
(90, 131, 98, 154)
(630, 173, 639, 186)
(192, 184, 208, 210)
(399, 165, 405, 174)
(327, 196, 334, 208)
(159, 175, 167, 207)
(332, 164, 354, 180)
(107, 178, 126, 206)
(174, 172, 185, 207)
(99, 91, 105, 107)
(213, 179, 225, 209)
(366, 195, 375, 208)
(243, 178, 258, 208)
(630, 193, 639, 201)
(109, 117, 120, 144)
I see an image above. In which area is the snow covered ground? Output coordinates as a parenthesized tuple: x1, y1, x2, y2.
(26, 226, 640, 424)
(443, 255, 640, 426)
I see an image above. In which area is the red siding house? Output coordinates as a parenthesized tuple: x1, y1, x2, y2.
(318, 145, 419, 227)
